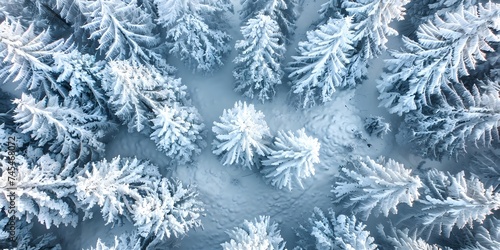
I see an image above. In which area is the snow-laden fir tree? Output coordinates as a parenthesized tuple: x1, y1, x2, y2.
(221, 215, 285, 250)
(299, 207, 377, 250)
(0, 153, 78, 228)
(318, 0, 411, 87)
(86, 232, 142, 250)
(79, 0, 158, 61)
(104, 60, 187, 133)
(342, 0, 411, 59)
(75, 156, 161, 224)
(233, 13, 285, 103)
(239, 0, 298, 42)
(0, 216, 62, 250)
(40, 0, 87, 29)
(132, 178, 204, 241)
(462, 217, 500, 250)
(377, 225, 449, 250)
(212, 101, 271, 168)
(401, 169, 500, 239)
(406, 0, 477, 27)
(52, 49, 108, 113)
(0, 19, 68, 98)
(288, 16, 354, 108)
(399, 83, 500, 160)
(364, 116, 391, 138)
(13, 94, 111, 161)
(154, 0, 232, 72)
(378, 2, 500, 115)
(150, 104, 205, 164)
(261, 128, 320, 191)
(469, 151, 500, 190)
(332, 156, 422, 220)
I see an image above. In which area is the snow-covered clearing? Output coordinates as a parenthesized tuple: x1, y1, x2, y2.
(80, 1, 410, 248)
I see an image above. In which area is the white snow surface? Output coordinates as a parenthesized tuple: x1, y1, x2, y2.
(45, 0, 456, 249)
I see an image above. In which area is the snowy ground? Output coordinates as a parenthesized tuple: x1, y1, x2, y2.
(42, 0, 455, 249)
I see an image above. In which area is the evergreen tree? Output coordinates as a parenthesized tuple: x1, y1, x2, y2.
(406, 0, 477, 27)
(332, 156, 422, 220)
(103, 60, 186, 133)
(0, 154, 78, 228)
(239, 0, 298, 42)
(317, 0, 410, 87)
(462, 218, 500, 250)
(402, 170, 500, 239)
(75, 157, 161, 224)
(399, 84, 500, 160)
(0, 19, 68, 98)
(221, 215, 286, 250)
(378, 225, 448, 250)
(52, 49, 108, 113)
(233, 13, 285, 102)
(469, 151, 500, 190)
(299, 207, 377, 250)
(154, 0, 232, 72)
(212, 101, 271, 168)
(261, 128, 320, 191)
(13, 94, 111, 161)
(343, 0, 411, 59)
(87, 232, 142, 250)
(150, 104, 205, 164)
(0, 216, 62, 250)
(378, 2, 500, 115)
(79, 0, 158, 61)
(364, 116, 391, 138)
(288, 16, 354, 108)
(132, 179, 204, 241)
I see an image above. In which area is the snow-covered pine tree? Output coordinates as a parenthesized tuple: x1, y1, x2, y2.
(317, 0, 343, 23)
(378, 2, 500, 115)
(462, 217, 500, 250)
(150, 104, 205, 164)
(332, 156, 422, 220)
(86, 232, 142, 250)
(377, 225, 449, 250)
(399, 83, 500, 160)
(261, 128, 320, 191)
(299, 207, 377, 250)
(212, 101, 271, 168)
(42, 0, 87, 29)
(401, 169, 500, 240)
(132, 178, 204, 241)
(0, 19, 68, 98)
(406, 0, 477, 27)
(75, 156, 161, 224)
(52, 49, 108, 113)
(0, 216, 62, 250)
(79, 0, 158, 61)
(239, 0, 298, 42)
(364, 116, 391, 138)
(343, 0, 411, 59)
(288, 16, 354, 108)
(317, 0, 410, 88)
(221, 215, 286, 250)
(233, 13, 285, 103)
(0, 153, 78, 228)
(469, 151, 500, 190)
(13, 94, 111, 162)
(103, 60, 187, 133)
(154, 0, 232, 72)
